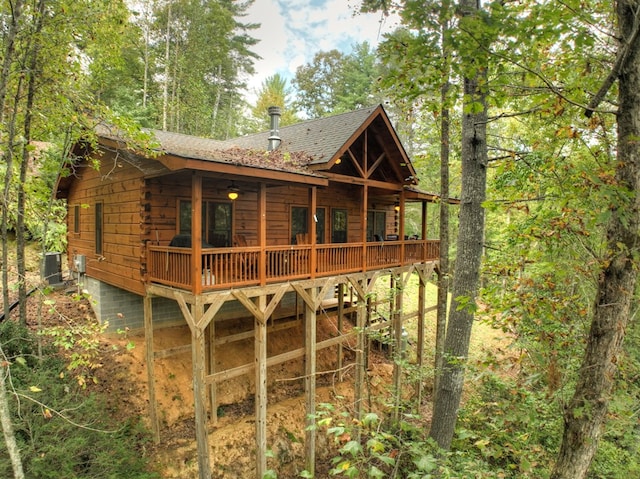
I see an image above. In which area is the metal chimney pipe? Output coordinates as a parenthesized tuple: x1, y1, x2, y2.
(267, 106, 281, 151)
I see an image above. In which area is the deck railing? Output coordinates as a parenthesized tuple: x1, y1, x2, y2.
(147, 240, 439, 292)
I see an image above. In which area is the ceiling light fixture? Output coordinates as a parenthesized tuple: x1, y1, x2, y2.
(227, 181, 240, 201)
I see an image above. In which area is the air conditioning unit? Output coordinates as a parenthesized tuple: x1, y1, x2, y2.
(44, 252, 63, 285)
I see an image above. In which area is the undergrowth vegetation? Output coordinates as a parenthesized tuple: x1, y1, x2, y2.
(0, 320, 158, 478)
(302, 314, 640, 479)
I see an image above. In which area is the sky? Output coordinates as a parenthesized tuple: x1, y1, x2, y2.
(242, 0, 400, 102)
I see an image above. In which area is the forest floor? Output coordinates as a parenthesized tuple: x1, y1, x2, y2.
(2, 243, 513, 478)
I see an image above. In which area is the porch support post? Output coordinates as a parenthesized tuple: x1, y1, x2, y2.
(416, 269, 427, 408)
(207, 315, 216, 426)
(143, 293, 160, 443)
(353, 277, 367, 423)
(421, 201, 428, 260)
(192, 173, 203, 295)
(255, 294, 268, 476)
(337, 282, 344, 381)
(191, 299, 210, 479)
(309, 187, 317, 278)
(399, 189, 406, 265)
(361, 185, 368, 271)
(304, 287, 317, 475)
(392, 272, 405, 422)
(258, 182, 267, 286)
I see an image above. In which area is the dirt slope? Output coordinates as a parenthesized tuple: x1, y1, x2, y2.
(14, 287, 399, 478)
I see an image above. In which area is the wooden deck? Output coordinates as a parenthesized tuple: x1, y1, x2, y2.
(147, 240, 439, 292)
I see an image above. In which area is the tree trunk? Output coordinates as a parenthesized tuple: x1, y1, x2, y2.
(434, 8, 452, 395)
(551, 1, 640, 477)
(0, 350, 25, 479)
(162, 3, 171, 131)
(1, 0, 24, 322)
(17, 0, 45, 326)
(429, 0, 488, 450)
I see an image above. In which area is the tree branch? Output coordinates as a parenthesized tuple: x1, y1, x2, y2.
(585, 5, 640, 117)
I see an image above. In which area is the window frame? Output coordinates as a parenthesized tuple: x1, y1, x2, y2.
(178, 199, 233, 247)
(367, 210, 386, 241)
(73, 205, 80, 234)
(331, 208, 348, 243)
(95, 202, 103, 255)
(290, 205, 326, 244)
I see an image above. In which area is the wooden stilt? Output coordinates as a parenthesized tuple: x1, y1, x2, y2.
(191, 300, 211, 479)
(304, 287, 317, 475)
(354, 279, 366, 422)
(255, 294, 268, 477)
(337, 282, 344, 381)
(392, 274, 404, 422)
(143, 294, 160, 443)
(207, 312, 217, 426)
(416, 271, 426, 408)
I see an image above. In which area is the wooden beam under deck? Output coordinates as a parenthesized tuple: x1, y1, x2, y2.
(143, 261, 437, 479)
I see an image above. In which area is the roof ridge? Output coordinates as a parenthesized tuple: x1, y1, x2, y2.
(229, 104, 380, 142)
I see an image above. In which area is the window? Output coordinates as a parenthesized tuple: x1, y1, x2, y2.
(331, 208, 347, 243)
(73, 205, 80, 234)
(291, 206, 325, 244)
(367, 211, 386, 241)
(95, 202, 103, 255)
(291, 206, 308, 244)
(315, 208, 325, 244)
(179, 200, 232, 247)
(207, 202, 232, 247)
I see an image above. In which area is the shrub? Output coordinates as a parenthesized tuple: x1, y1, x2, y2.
(0, 320, 159, 478)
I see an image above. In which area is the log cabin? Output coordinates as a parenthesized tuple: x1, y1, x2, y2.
(55, 104, 443, 478)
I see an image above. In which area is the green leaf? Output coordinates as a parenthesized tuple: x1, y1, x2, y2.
(414, 453, 437, 472)
(362, 412, 380, 427)
(368, 465, 385, 478)
(340, 440, 363, 457)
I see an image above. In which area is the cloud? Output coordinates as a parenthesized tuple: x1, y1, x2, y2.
(243, 0, 398, 104)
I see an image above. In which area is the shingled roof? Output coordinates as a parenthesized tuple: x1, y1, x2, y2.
(227, 105, 379, 165)
(151, 130, 318, 176)
(91, 104, 413, 181)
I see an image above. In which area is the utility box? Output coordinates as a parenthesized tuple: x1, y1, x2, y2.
(44, 252, 63, 286)
(74, 254, 86, 274)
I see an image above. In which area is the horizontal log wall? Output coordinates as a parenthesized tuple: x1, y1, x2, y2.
(66, 152, 147, 295)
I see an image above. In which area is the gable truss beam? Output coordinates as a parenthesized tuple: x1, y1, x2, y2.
(346, 147, 366, 178)
(366, 152, 387, 179)
(322, 172, 403, 191)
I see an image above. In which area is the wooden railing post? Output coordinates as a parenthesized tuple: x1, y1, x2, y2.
(422, 201, 429, 262)
(309, 187, 317, 278)
(399, 190, 406, 265)
(191, 174, 203, 295)
(362, 185, 368, 272)
(258, 183, 267, 286)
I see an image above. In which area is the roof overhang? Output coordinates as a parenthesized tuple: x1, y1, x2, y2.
(404, 186, 461, 204)
(155, 153, 328, 187)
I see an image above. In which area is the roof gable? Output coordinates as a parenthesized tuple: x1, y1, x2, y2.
(228, 106, 379, 163)
(229, 104, 417, 186)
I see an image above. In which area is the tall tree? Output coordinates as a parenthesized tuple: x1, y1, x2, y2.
(429, 0, 489, 449)
(249, 73, 299, 132)
(148, 0, 259, 137)
(551, 1, 640, 476)
(0, 0, 25, 322)
(293, 43, 381, 118)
